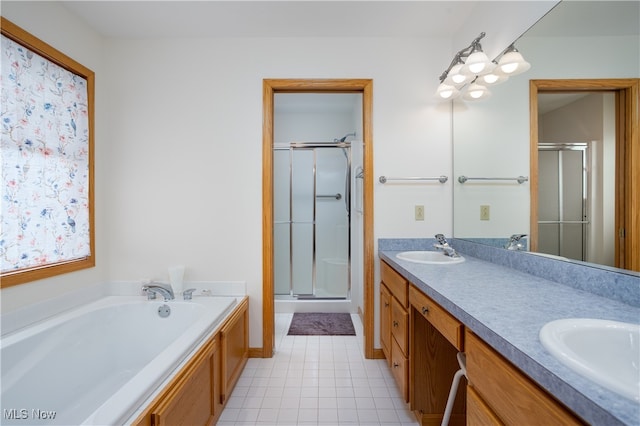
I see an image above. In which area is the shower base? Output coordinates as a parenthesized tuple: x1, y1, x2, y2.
(275, 295, 354, 313)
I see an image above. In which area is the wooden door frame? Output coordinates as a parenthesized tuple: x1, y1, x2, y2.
(262, 79, 376, 358)
(530, 78, 639, 271)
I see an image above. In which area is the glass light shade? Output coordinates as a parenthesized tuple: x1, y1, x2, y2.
(479, 70, 508, 86)
(497, 50, 531, 76)
(444, 63, 468, 86)
(435, 82, 460, 100)
(462, 51, 494, 76)
(462, 82, 491, 101)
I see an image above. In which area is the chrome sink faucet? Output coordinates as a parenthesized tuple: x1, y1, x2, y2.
(505, 234, 527, 251)
(434, 234, 460, 258)
(142, 282, 175, 301)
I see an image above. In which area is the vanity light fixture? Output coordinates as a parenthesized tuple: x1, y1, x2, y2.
(477, 62, 509, 86)
(436, 34, 530, 101)
(435, 83, 460, 100)
(496, 44, 531, 76)
(463, 79, 492, 101)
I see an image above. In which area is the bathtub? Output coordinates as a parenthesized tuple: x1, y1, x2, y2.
(1, 295, 238, 425)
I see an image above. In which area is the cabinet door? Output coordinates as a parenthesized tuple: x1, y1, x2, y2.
(380, 284, 391, 363)
(466, 330, 584, 425)
(467, 385, 503, 426)
(221, 298, 249, 404)
(150, 341, 215, 426)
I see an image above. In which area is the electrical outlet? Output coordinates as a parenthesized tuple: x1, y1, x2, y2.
(415, 205, 425, 221)
(480, 205, 490, 221)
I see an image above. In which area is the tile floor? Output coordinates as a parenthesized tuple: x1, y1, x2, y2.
(217, 313, 420, 426)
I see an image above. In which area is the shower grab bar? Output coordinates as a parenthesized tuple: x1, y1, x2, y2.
(379, 175, 448, 184)
(457, 175, 529, 184)
(538, 220, 590, 224)
(316, 193, 342, 200)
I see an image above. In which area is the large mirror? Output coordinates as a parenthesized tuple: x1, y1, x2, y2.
(453, 1, 639, 272)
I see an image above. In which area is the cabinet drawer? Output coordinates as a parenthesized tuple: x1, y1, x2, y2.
(466, 330, 585, 425)
(391, 296, 408, 355)
(391, 337, 409, 402)
(409, 285, 463, 350)
(381, 261, 408, 307)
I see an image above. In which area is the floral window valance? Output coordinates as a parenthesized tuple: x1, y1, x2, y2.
(1, 19, 94, 286)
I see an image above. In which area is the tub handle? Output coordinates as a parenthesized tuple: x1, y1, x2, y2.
(183, 288, 197, 300)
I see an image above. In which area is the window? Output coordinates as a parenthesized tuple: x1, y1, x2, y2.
(1, 18, 95, 287)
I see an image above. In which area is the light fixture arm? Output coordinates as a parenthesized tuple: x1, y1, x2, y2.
(438, 32, 486, 82)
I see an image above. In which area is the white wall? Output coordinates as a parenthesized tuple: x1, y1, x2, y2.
(0, 2, 108, 311)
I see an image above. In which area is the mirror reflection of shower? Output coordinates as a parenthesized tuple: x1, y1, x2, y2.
(273, 93, 363, 309)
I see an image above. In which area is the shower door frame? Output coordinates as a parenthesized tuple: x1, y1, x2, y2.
(275, 142, 352, 299)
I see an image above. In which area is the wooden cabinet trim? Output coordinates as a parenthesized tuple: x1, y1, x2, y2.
(380, 284, 391, 363)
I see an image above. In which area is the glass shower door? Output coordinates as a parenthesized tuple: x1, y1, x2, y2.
(291, 149, 315, 296)
(314, 147, 349, 298)
(273, 145, 350, 298)
(538, 144, 588, 260)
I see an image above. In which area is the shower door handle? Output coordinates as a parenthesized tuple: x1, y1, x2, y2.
(316, 193, 342, 200)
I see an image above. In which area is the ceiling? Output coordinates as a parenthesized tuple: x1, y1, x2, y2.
(60, 1, 476, 39)
(58, 1, 639, 40)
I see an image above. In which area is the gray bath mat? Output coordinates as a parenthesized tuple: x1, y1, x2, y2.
(287, 313, 356, 336)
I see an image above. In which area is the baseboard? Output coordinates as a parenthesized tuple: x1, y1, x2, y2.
(248, 347, 265, 358)
(372, 348, 385, 359)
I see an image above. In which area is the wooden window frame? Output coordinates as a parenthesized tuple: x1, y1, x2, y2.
(1, 18, 95, 288)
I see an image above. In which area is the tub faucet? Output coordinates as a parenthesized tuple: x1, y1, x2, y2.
(505, 234, 527, 251)
(142, 283, 175, 301)
(434, 234, 460, 258)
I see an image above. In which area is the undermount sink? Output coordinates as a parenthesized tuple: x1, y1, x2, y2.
(539, 318, 640, 402)
(396, 251, 465, 265)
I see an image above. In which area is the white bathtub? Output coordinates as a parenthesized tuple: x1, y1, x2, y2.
(0, 295, 237, 425)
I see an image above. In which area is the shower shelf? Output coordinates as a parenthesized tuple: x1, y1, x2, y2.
(379, 175, 448, 184)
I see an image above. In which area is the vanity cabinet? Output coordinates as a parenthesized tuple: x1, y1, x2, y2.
(380, 260, 410, 401)
(133, 297, 248, 426)
(465, 330, 585, 426)
(409, 284, 466, 426)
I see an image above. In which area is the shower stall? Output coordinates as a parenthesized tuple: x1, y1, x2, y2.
(538, 143, 589, 260)
(274, 143, 351, 299)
